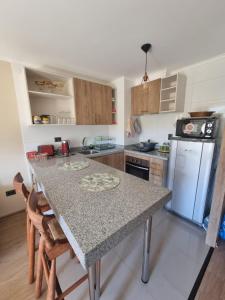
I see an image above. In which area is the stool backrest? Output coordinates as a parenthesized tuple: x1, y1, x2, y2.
(13, 172, 29, 201)
(27, 189, 54, 249)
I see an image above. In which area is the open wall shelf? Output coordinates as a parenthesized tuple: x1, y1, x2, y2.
(159, 73, 185, 113)
(28, 90, 72, 99)
(25, 68, 75, 125)
(112, 89, 117, 124)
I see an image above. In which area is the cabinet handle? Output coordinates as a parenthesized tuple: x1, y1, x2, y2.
(126, 162, 149, 171)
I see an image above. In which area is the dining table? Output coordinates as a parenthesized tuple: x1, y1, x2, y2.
(29, 153, 171, 300)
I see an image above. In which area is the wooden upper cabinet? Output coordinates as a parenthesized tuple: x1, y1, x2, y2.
(131, 78, 161, 116)
(93, 82, 112, 125)
(74, 78, 94, 124)
(131, 84, 144, 115)
(147, 78, 161, 114)
(74, 78, 112, 125)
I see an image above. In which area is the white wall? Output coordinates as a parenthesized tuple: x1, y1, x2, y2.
(139, 55, 225, 144)
(20, 125, 109, 152)
(139, 113, 179, 144)
(124, 78, 140, 145)
(0, 61, 26, 218)
(109, 77, 139, 145)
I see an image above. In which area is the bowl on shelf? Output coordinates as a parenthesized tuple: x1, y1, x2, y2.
(34, 80, 65, 93)
(189, 111, 215, 118)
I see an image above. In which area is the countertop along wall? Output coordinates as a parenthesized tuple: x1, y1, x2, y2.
(138, 54, 225, 144)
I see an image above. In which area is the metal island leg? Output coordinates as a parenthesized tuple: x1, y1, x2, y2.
(141, 216, 152, 284)
(88, 260, 101, 300)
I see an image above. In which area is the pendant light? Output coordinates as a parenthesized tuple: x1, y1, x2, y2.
(141, 43, 152, 84)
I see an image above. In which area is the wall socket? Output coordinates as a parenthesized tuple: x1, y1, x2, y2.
(54, 137, 62, 142)
(6, 189, 16, 197)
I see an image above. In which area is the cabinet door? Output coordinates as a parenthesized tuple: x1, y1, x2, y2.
(92, 82, 112, 125)
(74, 78, 112, 125)
(111, 152, 124, 171)
(91, 152, 124, 171)
(149, 157, 167, 186)
(92, 155, 109, 164)
(131, 85, 140, 115)
(74, 78, 95, 125)
(172, 141, 202, 220)
(131, 79, 161, 116)
(147, 79, 161, 114)
(131, 85, 145, 115)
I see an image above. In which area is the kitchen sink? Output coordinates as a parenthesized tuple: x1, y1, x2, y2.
(78, 149, 100, 155)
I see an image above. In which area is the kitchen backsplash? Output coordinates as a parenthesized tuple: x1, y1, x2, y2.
(22, 125, 109, 152)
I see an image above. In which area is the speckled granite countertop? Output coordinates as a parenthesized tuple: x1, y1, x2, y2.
(30, 155, 171, 269)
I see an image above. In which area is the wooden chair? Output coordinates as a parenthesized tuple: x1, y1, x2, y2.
(13, 172, 53, 284)
(27, 189, 88, 300)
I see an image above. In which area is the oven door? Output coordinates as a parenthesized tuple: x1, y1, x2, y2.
(125, 162, 149, 180)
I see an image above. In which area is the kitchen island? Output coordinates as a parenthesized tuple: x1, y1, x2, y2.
(30, 154, 171, 300)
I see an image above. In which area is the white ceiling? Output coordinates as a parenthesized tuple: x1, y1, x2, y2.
(1, 0, 225, 81)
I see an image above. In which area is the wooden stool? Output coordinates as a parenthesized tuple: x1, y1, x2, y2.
(13, 172, 53, 284)
(27, 189, 88, 300)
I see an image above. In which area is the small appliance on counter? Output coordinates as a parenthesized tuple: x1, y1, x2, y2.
(37, 144, 55, 156)
(61, 140, 70, 156)
(176, 115, 219, 139)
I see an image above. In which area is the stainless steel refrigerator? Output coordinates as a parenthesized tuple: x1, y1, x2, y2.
(166, 138, 215, 225)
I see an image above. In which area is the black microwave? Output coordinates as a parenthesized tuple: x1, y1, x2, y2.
(176, 117, 219, 139)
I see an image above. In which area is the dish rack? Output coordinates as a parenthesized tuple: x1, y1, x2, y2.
(94, 136, 116, 151)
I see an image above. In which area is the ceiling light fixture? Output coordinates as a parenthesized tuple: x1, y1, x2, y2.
(141, 43, 152, 84)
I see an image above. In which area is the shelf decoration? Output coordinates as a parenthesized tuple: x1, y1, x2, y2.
(35, 80, 65, 93)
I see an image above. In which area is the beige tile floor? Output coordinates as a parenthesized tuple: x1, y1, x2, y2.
(57, 208, 209, 300)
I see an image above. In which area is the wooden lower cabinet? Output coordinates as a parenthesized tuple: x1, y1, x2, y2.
(149, 157, 167, 187)
(91, 152, 124, 171)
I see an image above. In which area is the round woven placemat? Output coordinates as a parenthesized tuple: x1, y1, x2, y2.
(59, 161, 89, 171)
(80, 173, 120, 192)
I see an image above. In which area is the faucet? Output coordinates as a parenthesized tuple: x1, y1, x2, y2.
(82, 137, 87, 149)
